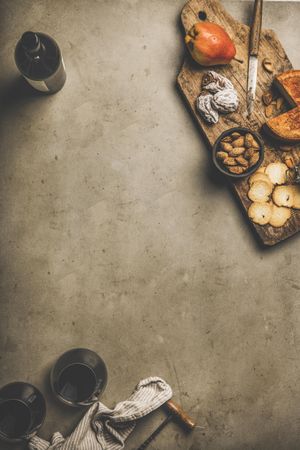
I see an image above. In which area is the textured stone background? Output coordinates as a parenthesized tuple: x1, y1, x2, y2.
(0, 1, 299, 449)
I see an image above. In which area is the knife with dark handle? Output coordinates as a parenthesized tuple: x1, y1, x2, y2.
(247, 0, 263, 116)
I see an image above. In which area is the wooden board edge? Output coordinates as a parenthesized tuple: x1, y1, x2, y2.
(180, 0, 242, 33)
(176, 0, 300, 246)
(177, 68, 300, 247)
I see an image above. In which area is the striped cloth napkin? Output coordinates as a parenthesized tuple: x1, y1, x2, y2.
(29, 377, 172, 450)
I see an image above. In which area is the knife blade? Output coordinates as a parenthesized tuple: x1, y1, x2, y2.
(247, 55, 258, 116)
(247, 0, 263, 117)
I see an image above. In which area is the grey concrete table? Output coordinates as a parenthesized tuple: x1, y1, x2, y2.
(0, 1, 300, 449)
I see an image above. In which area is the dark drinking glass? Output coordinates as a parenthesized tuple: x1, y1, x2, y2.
(0, 399, 31, 439)
(51, 348, 108, 407)
(0, 382, 46, 443)
(57, 363, 97, 403)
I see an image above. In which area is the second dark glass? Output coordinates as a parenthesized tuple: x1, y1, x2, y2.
(51, 348, 108, 407)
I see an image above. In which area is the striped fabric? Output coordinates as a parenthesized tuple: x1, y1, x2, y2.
(29, 377, 172, 450)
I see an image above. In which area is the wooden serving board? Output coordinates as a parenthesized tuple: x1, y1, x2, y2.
(177, 0, 300, 246)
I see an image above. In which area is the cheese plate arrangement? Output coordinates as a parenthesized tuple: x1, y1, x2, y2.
(177, 0, 300, 246)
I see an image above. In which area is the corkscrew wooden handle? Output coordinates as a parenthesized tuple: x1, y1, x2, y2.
(165, 399, 196, 430)
(137, 399, 196, 449)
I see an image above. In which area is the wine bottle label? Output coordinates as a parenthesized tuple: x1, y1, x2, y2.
(23, 76, 50, 92)
(22, 57, 66, 93)
(44, 57, 66, 93)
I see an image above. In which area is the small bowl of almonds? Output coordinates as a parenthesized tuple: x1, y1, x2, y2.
(212, 127, 264, 178)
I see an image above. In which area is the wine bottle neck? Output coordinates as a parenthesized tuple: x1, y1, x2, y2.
(21, 31, 42, 56)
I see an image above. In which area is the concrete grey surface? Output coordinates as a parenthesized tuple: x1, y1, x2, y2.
(0, 1, 300, 449)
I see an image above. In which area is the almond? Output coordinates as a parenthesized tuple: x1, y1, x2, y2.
(216, 151, 228, 160)
(244, 148, 256, 160)
(262, 92, 273, 106)
(262, 58, 274, 74)
(229, 147, 245, 156)
(229, 166, 246, 174)
(265, 104, 275, 118)
(292, 149, 300, 164)
(220, 142, 233, 152)
(251, 139, 260, 150)
(236, 156, 249, 167)
(284, 156, 294, 169)
(223, 157, 236, 166)
(245, 133, 255, 148)
(249, 153, 260, 166)
(221, 136, 232, 143)
(232, 137, 245, 148)
(276, 97, 284, 110)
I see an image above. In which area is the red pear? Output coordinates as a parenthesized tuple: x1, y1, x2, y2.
(185, 22, 236, 66)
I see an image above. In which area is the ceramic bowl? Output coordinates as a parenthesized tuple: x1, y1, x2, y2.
(212, 127, 264, 179)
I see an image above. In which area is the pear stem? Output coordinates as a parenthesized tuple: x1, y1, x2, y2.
(233, 57, 244, 64)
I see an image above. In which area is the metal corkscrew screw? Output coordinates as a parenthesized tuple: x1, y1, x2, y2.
(287, 164, 300, 184)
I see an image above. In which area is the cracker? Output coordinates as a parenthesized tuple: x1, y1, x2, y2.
(290, 185, 300, 209)
(272, 185, 294, 207)
(265, 162, 288, 185)
(248, 172, 273, 189)
(257, 167, 266, 174)
(248, 202, 272, 225)
(269, 203, 291, 227)
(248, 181, 273, 203)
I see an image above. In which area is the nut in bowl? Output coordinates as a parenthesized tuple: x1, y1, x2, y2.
(212, 127, 264, 178)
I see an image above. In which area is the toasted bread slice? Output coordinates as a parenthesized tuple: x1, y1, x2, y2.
(265, 107, 300, 142)
(275, 70, 300, 106)
(264, 70, 300, 143)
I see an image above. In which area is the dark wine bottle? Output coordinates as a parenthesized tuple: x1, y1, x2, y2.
(15, 31, 66, 94)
